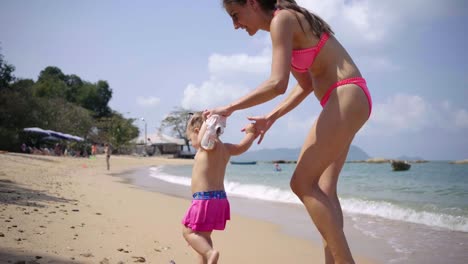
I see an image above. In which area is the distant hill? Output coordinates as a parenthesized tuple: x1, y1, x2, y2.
(233, 145, 370, 162)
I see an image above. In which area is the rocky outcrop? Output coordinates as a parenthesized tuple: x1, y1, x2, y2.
(365, 158, 391, 163)
(450, 159, 468, 164)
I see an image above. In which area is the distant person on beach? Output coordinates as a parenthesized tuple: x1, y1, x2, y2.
(20, 143, 27, 153)
(182, 112, 259, 263)
(104, 143, 111, 170)
(274, 162, 282, 171)
(205, 0, 373, 262)
(91, 143, 97, 156)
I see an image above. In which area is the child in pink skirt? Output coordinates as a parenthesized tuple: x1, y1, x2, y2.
(182, 112, 258, 264)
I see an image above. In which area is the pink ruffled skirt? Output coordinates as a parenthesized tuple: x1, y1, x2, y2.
(182, 191, 230, 232)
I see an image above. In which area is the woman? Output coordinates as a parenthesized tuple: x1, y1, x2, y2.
(205, 0, 372, 263)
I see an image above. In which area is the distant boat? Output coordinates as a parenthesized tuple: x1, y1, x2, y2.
(230, 161, 257, 165)
(391, 160, 411, 171)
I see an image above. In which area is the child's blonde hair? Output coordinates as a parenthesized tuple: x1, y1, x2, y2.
(186, 112, 223, 136)
(187, 112, 205, 132)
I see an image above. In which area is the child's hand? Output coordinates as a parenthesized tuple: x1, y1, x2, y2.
(246, 115, 274, 144)
(241, 123, 259, 137)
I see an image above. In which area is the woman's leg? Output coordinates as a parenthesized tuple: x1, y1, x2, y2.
(290, 84, 369, 264)
(182, 226, 219, 264)
(319, 145, 350, 264)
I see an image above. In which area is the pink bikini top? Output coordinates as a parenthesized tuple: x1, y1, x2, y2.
(274, 9, 330, 73)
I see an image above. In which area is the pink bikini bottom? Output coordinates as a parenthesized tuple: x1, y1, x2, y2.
(320, 77, 372, 116)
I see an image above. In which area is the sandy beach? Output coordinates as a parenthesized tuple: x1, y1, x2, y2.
(0, 153, 377, 264)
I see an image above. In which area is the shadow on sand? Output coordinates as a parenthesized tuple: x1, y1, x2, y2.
(0, 179, 76, 207)
(0, 248, 82, 264)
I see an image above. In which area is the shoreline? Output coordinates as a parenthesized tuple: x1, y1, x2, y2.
(0, 153, 377, 263)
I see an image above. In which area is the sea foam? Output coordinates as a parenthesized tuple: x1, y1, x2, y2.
(149, 166, 468, 232)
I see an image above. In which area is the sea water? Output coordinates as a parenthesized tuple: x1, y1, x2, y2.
(130, 161, 468, 263)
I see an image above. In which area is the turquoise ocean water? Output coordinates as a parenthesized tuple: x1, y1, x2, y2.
(132, 161, 467, 263)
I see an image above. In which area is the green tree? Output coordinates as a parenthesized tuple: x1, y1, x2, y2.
(33, 66, 113, 117)
(0, 84, 94, 151)
(33, 77, 68, 98)
(33, 66, 68, 98)
(75, 81, 112, 118)
(37, 97, 94, 137)
(0, 55, 133, 153)
(94, 80, 112, 117)
(91, 112, 139, 153)
(0, 50, 15, 90)
(10, 79, 35, 94)
(159, 107, 193, 151)
(38, 66, 66, 82)
(64, 74, 83, 103)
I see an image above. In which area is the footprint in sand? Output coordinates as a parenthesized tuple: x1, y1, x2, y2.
(132, 256, 146, 263)
(117, 248, 130, 253)
(99, 258, 110, 264)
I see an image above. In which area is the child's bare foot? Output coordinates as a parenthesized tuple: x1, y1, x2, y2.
(207, 249, 219, 264)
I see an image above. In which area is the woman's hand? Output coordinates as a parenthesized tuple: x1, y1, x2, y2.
(203, 105, 233, 119)
(243, 115, 275, 144)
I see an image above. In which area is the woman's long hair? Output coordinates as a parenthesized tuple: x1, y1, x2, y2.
(223, 0, 334, 37)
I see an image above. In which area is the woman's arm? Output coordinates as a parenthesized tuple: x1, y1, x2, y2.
(249, 76, 314, 144)
(267, 81, 313, 121)
(207, 12, 294, 117)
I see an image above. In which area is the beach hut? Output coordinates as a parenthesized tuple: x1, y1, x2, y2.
(132, 132, 185, 156)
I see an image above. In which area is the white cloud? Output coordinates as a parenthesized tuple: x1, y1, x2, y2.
(441, 100, 451, 111)
(367, 94, 468, 135)
(300, 0, 393, 44)
(298, 0, 461, 45)
(434, 101, 468, 130)
(136, 96, 160, 107)
(299, 0, 342, 21)
(181, 77, 249, 110)
(370, 93, 429, 134)
(342, 1, 387, 43)
(182, 48, 271, 111)
(208, 51, 271, 77)
(454, 109, 468, 129)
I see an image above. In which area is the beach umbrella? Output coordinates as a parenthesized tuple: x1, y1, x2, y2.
(49, 131, 84, 142)
(23, 127, 84, 142)
(23, 127, 51, 136)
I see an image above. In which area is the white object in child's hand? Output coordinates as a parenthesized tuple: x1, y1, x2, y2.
(201, 114, 227, 150)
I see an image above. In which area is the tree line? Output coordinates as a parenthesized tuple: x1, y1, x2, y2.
(0, 49, 139, 153)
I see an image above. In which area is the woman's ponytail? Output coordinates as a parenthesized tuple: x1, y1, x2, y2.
(275, 0, 334, 37)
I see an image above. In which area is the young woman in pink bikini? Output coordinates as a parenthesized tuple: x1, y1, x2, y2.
(205, 0, 372, 263)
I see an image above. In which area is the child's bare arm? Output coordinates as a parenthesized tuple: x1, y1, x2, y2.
(225, 123, 258, 156)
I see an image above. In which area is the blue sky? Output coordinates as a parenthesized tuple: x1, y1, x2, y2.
(1, 0, 467, 160)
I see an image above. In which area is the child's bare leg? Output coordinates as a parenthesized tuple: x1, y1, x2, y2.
(183, 226, 219, 264)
